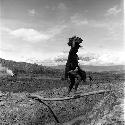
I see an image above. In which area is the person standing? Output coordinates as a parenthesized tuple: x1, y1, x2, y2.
(64, 36, 86, 95)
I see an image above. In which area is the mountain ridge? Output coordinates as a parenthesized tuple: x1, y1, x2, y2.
(49, 64, 125, 72)
(0, 58, 124, 72)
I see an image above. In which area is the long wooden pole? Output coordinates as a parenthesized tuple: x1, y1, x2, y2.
(28, 89, 111, 101)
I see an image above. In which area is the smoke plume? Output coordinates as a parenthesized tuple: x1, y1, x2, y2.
(0, 63, 14, 76)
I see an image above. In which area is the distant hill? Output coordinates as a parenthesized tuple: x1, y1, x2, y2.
(0, 58, 124, 74)
(81, 65, 125, 72)
(0, 58, 62, 76)
(50, 65, 125, 72)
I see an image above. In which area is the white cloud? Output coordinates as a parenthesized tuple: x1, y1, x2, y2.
(1, 27, 12, 33)
(70, 11, 122, 38)
(50, 50, 125, 66)
(70, 14, 88, 25)
(48, 25, 67, 36)
(2, 25, 66, 42)
(28, 9, 36, 16)
(10, 28, 51, 42)
(0, 44, 15, 52)
(70, 15, 122, 42)
(45, 3, 67, 11)
(88, 19, 123, 42)
(103, 22, 123, 41)
(90, 20, 108, 28)
(105, 6, 121, 16)
(70, 13, 122, 43)
(76, 19, 88, 25)
(79, 50, 125, 66)
(57, 3, 67, 10)
(18, 49, 125, 66)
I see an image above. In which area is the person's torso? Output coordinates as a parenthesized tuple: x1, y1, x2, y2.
(66, 48, 79, 70)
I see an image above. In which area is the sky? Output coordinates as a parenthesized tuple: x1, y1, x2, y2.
(0, 0, 124, 66)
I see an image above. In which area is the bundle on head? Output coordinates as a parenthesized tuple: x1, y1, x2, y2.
(68, 36, 83, 48)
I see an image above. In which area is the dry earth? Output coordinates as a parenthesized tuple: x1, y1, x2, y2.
(0, 79, 124, 125)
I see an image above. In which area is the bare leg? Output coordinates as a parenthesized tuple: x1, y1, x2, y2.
(67, 74, 75, 95)
(74, 75, 81, 92)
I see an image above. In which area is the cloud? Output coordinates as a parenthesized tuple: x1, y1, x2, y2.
(0, 46, 14, 53)
(1, 27, 12, 33)
(44, 2, 67, 12)
(88, 19, 123, 41)
(51, 50, 125, 66)
(57, 3, 67, 10)
(90, 20, 108, 28)
(70, 14, 88, 25)
(47, 2, 67, 10)
(70, 13, 122, 42)
(105, 6, 121, 16)
(103, 22, 123, 41)
(79, 51, 125, 66)
(8, 49, 124, 66)
(28, 9, 37, 16)
(2, 25, 67, 42)
(48, 25, 67, 36)
(10, 28, 51, 42)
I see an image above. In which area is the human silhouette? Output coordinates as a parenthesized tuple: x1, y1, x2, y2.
(64, 36, 86, 95)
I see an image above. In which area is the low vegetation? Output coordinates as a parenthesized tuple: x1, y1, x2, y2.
(0, 58, 124, 125)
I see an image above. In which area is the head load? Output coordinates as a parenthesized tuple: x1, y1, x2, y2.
(67, 36, 83, 48)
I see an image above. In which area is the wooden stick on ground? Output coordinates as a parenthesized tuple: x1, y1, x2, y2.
(28, 89, 112, 101)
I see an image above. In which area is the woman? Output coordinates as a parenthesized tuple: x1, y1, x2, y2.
(65, 36, 86, 95)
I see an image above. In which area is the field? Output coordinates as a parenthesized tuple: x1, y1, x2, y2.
(0, 70, 124, 125)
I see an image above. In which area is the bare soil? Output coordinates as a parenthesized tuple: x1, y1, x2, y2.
(0, 72, 124, 125)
